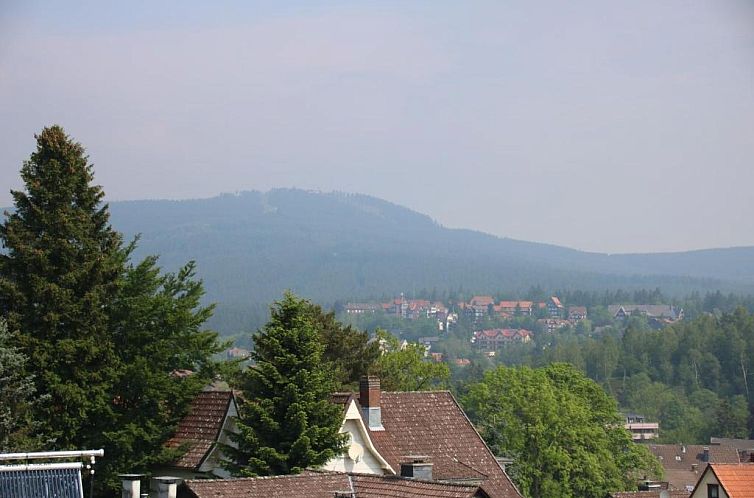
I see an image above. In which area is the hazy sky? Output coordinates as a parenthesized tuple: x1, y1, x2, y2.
(1, 1, 753, 253)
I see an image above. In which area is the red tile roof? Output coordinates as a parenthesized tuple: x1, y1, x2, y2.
(180, 471, 486, 498)
(497, 301, 533, 310)
(707, 463, 754, 498)
(364, 391, 520, 498)
(166, 390, 235, 470)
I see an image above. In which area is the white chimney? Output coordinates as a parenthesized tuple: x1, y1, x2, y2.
(155, 476, 181, 498)
(119, 474, 142, 498)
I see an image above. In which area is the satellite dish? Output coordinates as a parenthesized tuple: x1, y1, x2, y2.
(348, 442, 364, 462)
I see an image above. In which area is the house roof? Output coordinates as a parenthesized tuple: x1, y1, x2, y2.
(610, 491, 689, 498)
(361, 391, 520, 498)
(179, 471, 488, 498)
(166, 390, 236, 470)
(497, 301, 533, 309)
(470, 296, 495, 306)
(647, 444, 740, 490)
(704, 463, 754, 498)
(549, 297, 563, 307)
(608, 305, 679, 319)
(710, 438, 754, 452)
(473, 329, 532, 341)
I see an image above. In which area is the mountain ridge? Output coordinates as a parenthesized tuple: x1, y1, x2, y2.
(6, 188, 754, 333)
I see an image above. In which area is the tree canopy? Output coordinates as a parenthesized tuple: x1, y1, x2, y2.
(463, 363, 661, 498)
(0, 126, 222, 495)
(0, 125, 124, 449)
(226, 292, 347, 476)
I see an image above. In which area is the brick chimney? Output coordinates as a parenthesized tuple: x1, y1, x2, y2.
(359, 376, 383, 430)
(400, 456, 433, 481)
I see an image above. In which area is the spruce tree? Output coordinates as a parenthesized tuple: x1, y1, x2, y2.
(227, 292, 346, 476)
(0, 318, 44, 451)
(0, 125, 124, 448)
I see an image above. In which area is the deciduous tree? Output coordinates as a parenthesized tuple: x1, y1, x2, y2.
(463, 363, 661, 498)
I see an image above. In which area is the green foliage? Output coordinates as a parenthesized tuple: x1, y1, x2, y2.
(98, 255, 223, 492)
(463, 363, 661, 498)
(0, 125, 124, 449)
(0, 318, 45, 450)
(372, 329, 450, 391)
(226, 293, 347, 476)
(303, 302, 380, 389)
(0, 126, 223, 496)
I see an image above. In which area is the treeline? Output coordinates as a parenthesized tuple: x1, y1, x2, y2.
(482, 310, 754, 444)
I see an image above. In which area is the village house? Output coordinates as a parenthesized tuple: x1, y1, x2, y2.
(225, 347, 250, 360)
(608, 304, 684, 322)
(472, 328, 533, 351)
(688, 463, 754, 498)
(537, 318, 572, 333)
(647, 444, 740, 492)
(154, 389, 239, 481)
(624, 413, 660, 441)
(568, 305, 588, 321)
(546, 296, 564, 317)
(322, 377, 522, 497)
(710, 437, 754, 464)
(497, 301, 534, 316)
(169, 377, 522, 498)
(345, 303, 382, 314)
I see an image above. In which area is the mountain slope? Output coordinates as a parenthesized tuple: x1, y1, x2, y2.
(99, 189, 754, 333)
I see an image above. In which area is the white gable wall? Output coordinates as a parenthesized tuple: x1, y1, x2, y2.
(322, 400, 393, 475)
(690, 470, 729, 498)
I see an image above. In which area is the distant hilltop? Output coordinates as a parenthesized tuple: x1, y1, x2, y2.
(39, 188, 754, 333)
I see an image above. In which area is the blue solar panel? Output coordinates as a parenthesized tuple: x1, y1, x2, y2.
(0, 463, 83, 498)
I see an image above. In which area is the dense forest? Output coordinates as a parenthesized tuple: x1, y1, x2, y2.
(345, 304, 754, 446)
(58, 189, 754, 334)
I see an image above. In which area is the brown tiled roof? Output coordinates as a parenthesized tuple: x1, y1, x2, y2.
(470, 296, 495, 307)
(365, 391, 520, 498)
(352, 473, 485, 497)
(611, 491, 689, 498)
(179, 471, 486, 498)
(707, 463, 754, 498)
(166, 390, 235, 470)
(647, 444, 740, 490)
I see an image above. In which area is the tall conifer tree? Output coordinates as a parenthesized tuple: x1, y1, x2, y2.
(226, 292, 346, 476)
(0, 125, 124, 448)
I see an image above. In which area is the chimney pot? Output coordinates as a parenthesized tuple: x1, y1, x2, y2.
(119, 474, 143, 498)
(155, 476, 181, 498)
(360, 376, 383, 430)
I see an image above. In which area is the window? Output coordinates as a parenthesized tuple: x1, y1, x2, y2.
(708, 483, 720, 498)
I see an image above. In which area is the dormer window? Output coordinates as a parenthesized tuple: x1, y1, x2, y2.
(708, 483, 719, 498)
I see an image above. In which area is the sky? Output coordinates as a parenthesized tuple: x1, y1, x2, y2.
(1, 1, 753, 254)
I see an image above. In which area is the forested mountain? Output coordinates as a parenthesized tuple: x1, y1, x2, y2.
(63, 189, 754, 333)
